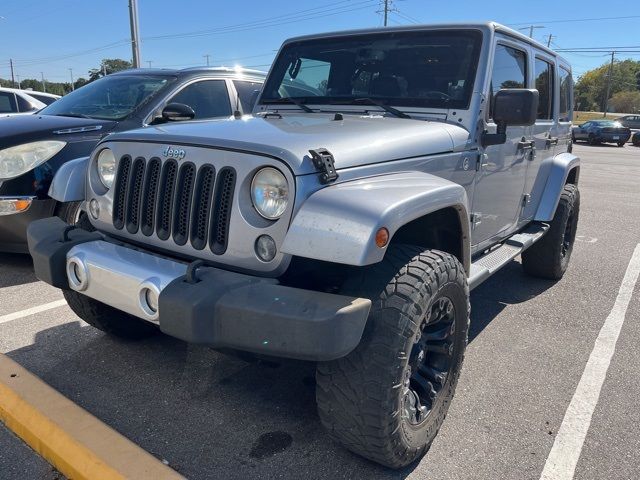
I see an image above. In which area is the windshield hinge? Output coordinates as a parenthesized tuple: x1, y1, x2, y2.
(309, 148, 339, 184)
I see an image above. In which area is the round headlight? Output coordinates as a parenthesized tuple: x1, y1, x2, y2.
(96, 148, 116, 189)
(251, 167, 289, 220)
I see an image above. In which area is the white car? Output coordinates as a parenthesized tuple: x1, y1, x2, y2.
(22, 90, 60, 106)
(0, 87, 47, 117)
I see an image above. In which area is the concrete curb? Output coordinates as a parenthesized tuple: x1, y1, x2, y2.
(0, 354, 185, 480)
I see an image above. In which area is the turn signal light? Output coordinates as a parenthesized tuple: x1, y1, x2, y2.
(0, 198, 33, 216)
(375, 227, 389, 248)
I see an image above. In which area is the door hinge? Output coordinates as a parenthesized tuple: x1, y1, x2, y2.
(309, 148, 339, 184)
(522, 193, 531, 206)
(470, 213, 482, 229)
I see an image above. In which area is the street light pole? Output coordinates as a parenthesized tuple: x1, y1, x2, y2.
(129, 0, 142, 68)
(9, 58, 15, 88)
(16, 75, 21, 89)
(41, 72, 46, 92)
(69, 68, 74, 91)
(603, 51, 615, 117)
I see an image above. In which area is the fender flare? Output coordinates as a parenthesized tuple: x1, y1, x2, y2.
(281, 172, 471, 272)
(534, 152, 580, 222)
(48, 156, 88, 203)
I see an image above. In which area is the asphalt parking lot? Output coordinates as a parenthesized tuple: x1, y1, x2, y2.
(1, 143, 639, 480)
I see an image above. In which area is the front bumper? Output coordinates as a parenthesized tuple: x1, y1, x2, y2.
(27, 217, 371, 361)
(0, 198, 56, 253)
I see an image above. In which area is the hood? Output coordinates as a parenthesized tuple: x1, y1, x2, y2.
(0, 114, 117, 149)
(108, 113, 470, 175)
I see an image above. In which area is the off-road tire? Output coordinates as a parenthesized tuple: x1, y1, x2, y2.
(316, 246, 469, 468)
(522, 183, 580, 280)
(63, 289, 158, 340)
(55, 201, 94, 231)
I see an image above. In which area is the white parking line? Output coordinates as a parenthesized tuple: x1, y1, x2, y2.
(0, 300, 68, 326)
(540, 243, 640, 480)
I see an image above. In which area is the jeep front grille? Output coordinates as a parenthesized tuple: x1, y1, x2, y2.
(112, 155, 236, 254)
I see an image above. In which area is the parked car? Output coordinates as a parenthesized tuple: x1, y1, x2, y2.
(0, 67, 265, 252)
(632, 131, 640, 146)
(571, 119, 631, 146)
(0, 87, 47, 117)
(23, 90, 61, 106)
(29, 23, 579, 469)
(617, 114, 640, 130)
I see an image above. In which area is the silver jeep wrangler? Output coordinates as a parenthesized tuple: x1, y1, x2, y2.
(28, 22, 579, 468)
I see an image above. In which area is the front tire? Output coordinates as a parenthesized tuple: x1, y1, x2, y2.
(316, 246, 469, 468)
(63, 290, 158, 340)
(617, 141, 625, 147)
(522, 184, 580, 279)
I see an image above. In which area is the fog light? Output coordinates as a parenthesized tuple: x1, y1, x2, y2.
(89, 199, 100, 219)
(255, 235, 277, 262)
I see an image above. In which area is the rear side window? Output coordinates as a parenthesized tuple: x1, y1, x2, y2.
(232, 80, 263, 111)
(16, 94, 35, 112)
(29, 93, 58, 105)
(535, 58, 554, 120)
(169, 80, 232, 120)
(490, 44, 527, 118)
(0, 92, 18, 113)
(558, 67, 572, 122)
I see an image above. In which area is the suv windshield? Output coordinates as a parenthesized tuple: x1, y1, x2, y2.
(261, 29, 482, 111)
(40, 75, 172, 120)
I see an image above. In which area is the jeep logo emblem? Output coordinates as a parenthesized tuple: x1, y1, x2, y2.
(162, 146, 186, 160)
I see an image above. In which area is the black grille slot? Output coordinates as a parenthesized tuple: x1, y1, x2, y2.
(171, 162, 196, 246)
(210, 167, 236, 255)
(112, 156, 131, 230)
(140, 158, 161, 236)
(190, 165, 216, 250)
(155, 160, 178, 241)
(125, 157, 145, 234)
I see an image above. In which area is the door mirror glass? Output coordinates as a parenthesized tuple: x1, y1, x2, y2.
(493, 89, 539, 126)
(161, 103, 196, 122)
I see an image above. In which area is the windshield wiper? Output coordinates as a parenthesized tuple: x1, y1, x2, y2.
(262, 97, 314, 113)
(54, 113, 92, 119)
(348, 98, 412, 119)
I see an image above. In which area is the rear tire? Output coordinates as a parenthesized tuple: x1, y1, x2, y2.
(63, 289, 158, 340)
(617, 142, 625, 147)
(316, 246, 469, 468)
(522, 184, 580, 280)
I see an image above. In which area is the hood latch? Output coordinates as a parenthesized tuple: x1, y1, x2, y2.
(309, 148, 338, 184)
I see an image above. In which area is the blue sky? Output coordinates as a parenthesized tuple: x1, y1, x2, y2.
(1, 0, 638, 84)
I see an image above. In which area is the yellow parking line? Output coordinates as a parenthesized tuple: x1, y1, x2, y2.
(0, 354, 184, 480)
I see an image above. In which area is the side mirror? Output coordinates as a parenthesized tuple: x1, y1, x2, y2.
(161, 103, 196, 122)
(482, 89, 539, 147)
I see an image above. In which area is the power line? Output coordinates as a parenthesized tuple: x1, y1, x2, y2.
(508, 14, 640, 26)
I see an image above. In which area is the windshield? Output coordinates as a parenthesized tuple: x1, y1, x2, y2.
(40, 75, 172, 120)
(261, 29, 482, 111)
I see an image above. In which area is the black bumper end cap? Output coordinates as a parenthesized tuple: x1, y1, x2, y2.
(27, 217, 102, 289)
(159, 268, 371, 361)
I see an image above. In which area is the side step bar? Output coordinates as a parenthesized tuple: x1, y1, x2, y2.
(468, 223, 549, 290)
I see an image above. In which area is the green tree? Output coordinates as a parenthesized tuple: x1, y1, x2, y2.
(575, 59, 640, 111)
(88, 58, 132, 82)
(609, 90, 640, 113)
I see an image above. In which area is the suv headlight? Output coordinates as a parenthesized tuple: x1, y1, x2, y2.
(0, 141, 66, 179)
(251, 167, 289, 219)
(96, 148, 116, 189)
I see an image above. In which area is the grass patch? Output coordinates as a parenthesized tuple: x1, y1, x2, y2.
(574, 111, 624, 124)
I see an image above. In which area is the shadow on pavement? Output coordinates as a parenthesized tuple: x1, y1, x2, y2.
(5, 260, 557, 480)
(0, 253, 38, 288)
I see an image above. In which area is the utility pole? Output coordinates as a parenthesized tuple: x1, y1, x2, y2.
(147, 60, 153, 68)
(9, 58, 15, 87)
(128, 0, 141, 68)
(603, 51, 615, 117)
(546, 34, 554, 48)
(102, 63, 107, 76)
(16, 75, 21, 89)
(69, 68, 74, 91)
(518, 25, 544, 39)
(41, 72, 46, 92)
(203, 54, 211, 67)
(382, 0, 390, 27)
